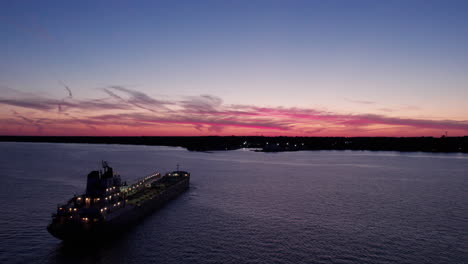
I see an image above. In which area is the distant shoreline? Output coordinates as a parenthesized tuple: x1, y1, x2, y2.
(1, 136, 467, 153)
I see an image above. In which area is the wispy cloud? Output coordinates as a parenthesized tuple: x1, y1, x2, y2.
(338, 114, 468, 131)
(0, 97, 132, 112)
(11, 110, 44, 133)
(0, 87, 132, 113)
(59, 81, 73, 98)
(105, 86, 169, 112)
(0, 98, 60, 111)
(0, 86, 467, 136)
(345, 98, 376, 105)
(377, 105, 421, 113)
(87, 112, 291, 131)
(179, 95, 223, 113)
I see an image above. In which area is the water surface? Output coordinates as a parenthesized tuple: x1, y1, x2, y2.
(0, 142, 467, 264)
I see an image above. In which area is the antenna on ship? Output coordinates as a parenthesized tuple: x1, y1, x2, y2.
(177, 163, 180, 171)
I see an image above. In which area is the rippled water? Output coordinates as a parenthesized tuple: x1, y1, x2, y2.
(0, 142, 467, 264)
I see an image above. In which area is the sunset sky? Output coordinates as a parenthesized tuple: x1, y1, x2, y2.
(1, 0, 467, 136)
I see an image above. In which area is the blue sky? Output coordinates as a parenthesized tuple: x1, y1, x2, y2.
(1, 0, 467, 136)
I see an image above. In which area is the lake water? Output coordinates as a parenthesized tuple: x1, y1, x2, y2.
(0, 142, 467, 264)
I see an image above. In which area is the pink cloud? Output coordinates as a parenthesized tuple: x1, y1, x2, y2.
(0, 86, 467, 136)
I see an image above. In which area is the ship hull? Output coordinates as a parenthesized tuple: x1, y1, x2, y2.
(47, 178, 189, 242)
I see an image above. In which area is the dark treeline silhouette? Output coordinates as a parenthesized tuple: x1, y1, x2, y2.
(1, 136, 467, 153)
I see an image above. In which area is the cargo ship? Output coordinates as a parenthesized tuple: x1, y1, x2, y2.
(47, 161, 190, 242)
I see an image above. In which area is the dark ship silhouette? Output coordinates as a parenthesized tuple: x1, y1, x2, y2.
(47, 161, 190, 242)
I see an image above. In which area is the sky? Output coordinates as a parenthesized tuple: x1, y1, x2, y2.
(1, 0, 467, 137)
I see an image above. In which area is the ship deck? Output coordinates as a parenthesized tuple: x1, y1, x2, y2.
(125, 178, 183, 206)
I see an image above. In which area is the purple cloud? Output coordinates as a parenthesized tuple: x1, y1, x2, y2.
(1, 86, 467, 135)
